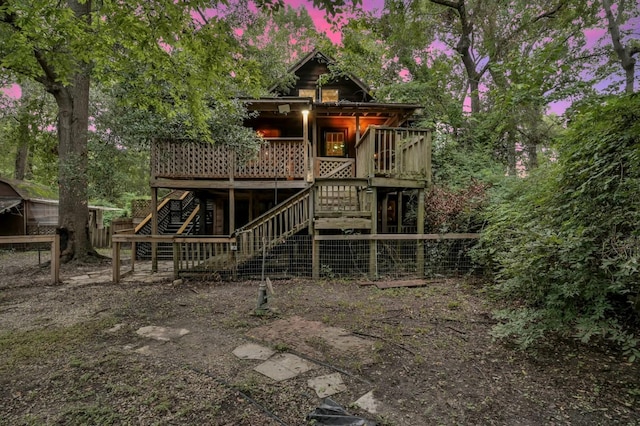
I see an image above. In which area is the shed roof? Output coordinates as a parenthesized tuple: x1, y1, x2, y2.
(0, 177, 58, 201)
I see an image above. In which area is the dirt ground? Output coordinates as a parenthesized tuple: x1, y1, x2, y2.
(0, 257, 639, 425)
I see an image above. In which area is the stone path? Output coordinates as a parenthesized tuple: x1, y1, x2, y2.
(126, 323, 381, 416)
(65, 267, 383, 418)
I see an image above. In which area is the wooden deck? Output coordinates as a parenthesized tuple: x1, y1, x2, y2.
(151, 127, 432, 186)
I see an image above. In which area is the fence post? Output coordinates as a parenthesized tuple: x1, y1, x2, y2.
(416, 188, 425, 277)
(112, 240, 120, 284)
(173, 242, 179, 280)
(51, 234, 60, 284)
(369, 187, 378, 280)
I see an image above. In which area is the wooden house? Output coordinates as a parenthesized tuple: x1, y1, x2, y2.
(142, 50, 432, 277)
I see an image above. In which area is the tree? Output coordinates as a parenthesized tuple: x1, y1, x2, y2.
(0, 0, 279, 262)
(602, 0, 639, 93)
(477, 94, 640, 359)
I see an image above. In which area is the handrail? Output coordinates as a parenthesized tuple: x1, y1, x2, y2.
(234, 186, 312, 236)
(234, 186, 312, 261)
(134, 197, 172, 234)
(177, 205, 199, 235)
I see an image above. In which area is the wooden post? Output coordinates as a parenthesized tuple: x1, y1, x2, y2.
(416, 188, 425, 277)
(173, 242, 179, 280)
(369, 187, 378, 280)
(51, 234, 60, 284)
(198, 193, 207, 235)
(229, 188, 235, 234)
(112, 240, 120, 284)
(312, 232, 320, 279)
(131, 242, 136, 272)
(397, 191, 403, 233)
(381, 193, 389, 233)
(151, 187, 158, 273)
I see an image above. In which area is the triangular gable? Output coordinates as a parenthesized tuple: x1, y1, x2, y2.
(273, 48, 372, 102)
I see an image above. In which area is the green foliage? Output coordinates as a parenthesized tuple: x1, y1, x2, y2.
(477, 94, 640, 359)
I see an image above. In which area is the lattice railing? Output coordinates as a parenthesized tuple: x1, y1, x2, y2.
(152, 138, 306, 180)
(315, 157, 355, 178)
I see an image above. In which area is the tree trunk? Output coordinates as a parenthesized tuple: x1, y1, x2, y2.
(52, 70, 96, 262)
(603, 0, 637, 93)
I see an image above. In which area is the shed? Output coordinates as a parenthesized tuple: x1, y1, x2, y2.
(0, 177, 119, 236)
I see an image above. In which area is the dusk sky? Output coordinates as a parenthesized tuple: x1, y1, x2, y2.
(2, 0, 637, 114)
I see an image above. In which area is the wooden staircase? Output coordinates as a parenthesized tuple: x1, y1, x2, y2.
(233, 186, 313, 264)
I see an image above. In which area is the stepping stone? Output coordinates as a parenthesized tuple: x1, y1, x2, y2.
(254, 353, 316, 381)
(232, 343, 275, 360)
(106, 323, 125, 333)
(136, 325, 190, 341)
(353, 391, 379, 414)
(307, 373, 346, 398)
(134, 345, 152, 356)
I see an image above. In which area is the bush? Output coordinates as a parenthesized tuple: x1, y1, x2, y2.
(476, 94, 640, 360)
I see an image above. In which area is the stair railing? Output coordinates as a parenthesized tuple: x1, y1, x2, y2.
(233, 186, 312, 261)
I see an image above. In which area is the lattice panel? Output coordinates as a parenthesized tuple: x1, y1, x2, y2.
(153, 139, 305, 180)
(131, 200, 151, 219)
(316, 158, 355, 178)
(236, 140, 305, 179)
(153, 140, 231, 179)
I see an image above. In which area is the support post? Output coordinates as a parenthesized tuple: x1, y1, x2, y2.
(131, 241, 136, 272)
(369, 187, 378, 280)
(51, 234, 60, 284)
(397, 191, 403, 233)
(173, 242, 179, 280)
(381, 193, 389, 233)
(151, 187, 158, 273)
(229, 188, 235, 234)
(312, 232, 320, 279)
(416, 188, 425, 277)
(112, 240, 120, 284)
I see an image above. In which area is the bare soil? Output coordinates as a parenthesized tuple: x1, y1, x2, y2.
(0, 258, 638, 425)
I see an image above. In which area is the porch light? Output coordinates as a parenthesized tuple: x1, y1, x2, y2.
(301, 109, 309, 117)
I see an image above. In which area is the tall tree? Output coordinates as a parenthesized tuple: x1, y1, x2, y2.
(0, 0, 277, 262)
(602, 0, 639, 93)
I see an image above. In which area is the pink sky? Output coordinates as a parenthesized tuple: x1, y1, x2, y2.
(2, 0, 637, 115)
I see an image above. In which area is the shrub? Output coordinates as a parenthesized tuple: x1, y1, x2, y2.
(476, 94, 640, 360)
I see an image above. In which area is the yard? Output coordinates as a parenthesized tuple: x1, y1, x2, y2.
(0, 256, 638, 425)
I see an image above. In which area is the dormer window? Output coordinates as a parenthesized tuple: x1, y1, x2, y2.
(299, 89, 315, 99)
(321, 89, 339, 103)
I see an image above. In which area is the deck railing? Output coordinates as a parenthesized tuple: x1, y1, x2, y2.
(355, 126, 432, 179)
(152, 138, 306, 180)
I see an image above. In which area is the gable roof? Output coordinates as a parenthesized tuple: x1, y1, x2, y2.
(270, 48, 371, 97)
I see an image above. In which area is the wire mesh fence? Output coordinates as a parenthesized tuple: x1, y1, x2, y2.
(235, 234, 480, 280)
(0, 236, 60, 284)
(110, 234, 480, 282)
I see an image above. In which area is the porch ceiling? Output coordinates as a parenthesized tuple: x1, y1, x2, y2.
(244, 97, 420, 121)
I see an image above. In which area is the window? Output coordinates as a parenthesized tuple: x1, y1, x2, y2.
(324, 130, 346, 157)
(321, 89, 339, 103)
(299, 89, 315, 99)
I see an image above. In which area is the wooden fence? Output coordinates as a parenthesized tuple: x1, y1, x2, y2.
(0, 235, 60, 283)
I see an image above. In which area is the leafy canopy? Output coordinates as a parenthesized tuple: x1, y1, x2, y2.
(477, 94, 640, 360)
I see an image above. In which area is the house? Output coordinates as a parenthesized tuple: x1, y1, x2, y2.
(140, 49, 432, 278)
(0, 177, 119, 246)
